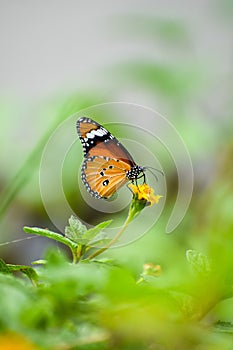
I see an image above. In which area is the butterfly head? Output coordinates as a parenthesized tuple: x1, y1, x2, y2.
(126, 165, 145, 182)
(126, 165, 164, 184)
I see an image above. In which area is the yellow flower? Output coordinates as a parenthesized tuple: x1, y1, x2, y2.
(143, 263, 162, 277)
(128, 183, 162, 206)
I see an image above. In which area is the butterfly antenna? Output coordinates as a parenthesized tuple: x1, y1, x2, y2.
(144, 166, 164, 182)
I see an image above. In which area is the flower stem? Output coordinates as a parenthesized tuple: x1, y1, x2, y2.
(87, 213, 132, 260)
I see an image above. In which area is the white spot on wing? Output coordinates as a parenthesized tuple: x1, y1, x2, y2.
(92, 128, 107, 137)
(86, 132, 95, 139)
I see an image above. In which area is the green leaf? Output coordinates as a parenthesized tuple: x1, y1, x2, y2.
(83, 220, 112, 241)
(65, 218, 112, 247)
(0, 258, 11, 274)
(64, 215, 87, 243)
(8, 265, 38, 286)
(186, 249, 211, 277)
(214, 321, 233, 334)
(169, 290, 200, 319)
(24, 226, 77, 250)
(69, 215, 87, 235)
(44, 248, 69, 266)
(32, 259, 46, 265)
(88, 234, 112, 248)
(0, 258, 38, 285)
(91, 257, 116, 264)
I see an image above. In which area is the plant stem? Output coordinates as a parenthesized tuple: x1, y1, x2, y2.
(72, 249, 78, 264)
(88, 213, 132, 260)
(136, 277, 144, 285)
(72, 245, 83, 264)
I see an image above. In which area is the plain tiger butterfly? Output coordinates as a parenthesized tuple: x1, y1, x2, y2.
(77, 117, 155, 199)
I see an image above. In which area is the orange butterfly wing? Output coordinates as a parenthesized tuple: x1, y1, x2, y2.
(77, 117, 143, 199)
(82, 156, 130, 198)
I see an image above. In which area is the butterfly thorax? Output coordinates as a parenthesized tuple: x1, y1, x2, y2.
(126, 165, 145, 181)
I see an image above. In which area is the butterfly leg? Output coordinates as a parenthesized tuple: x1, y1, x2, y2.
(143, 172, 146, 184)
(135, 173, 146, 185)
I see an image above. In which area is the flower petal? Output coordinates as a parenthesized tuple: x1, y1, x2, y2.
(128, 183, 162, 206)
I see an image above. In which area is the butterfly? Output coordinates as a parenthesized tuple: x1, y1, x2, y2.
(77, 117, 149, 199)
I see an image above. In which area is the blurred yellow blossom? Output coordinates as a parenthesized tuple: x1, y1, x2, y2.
(143, 263, 162, 276)
(128, 183, 162, 206)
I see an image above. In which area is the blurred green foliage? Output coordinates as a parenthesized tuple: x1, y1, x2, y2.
(0, 233, 233, 349)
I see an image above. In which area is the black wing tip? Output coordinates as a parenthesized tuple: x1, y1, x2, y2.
(76, 116, 87, 129)
(77, 116, 88, 123)
(77, 116, 98, 124)
(76, 116, 100, 134)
